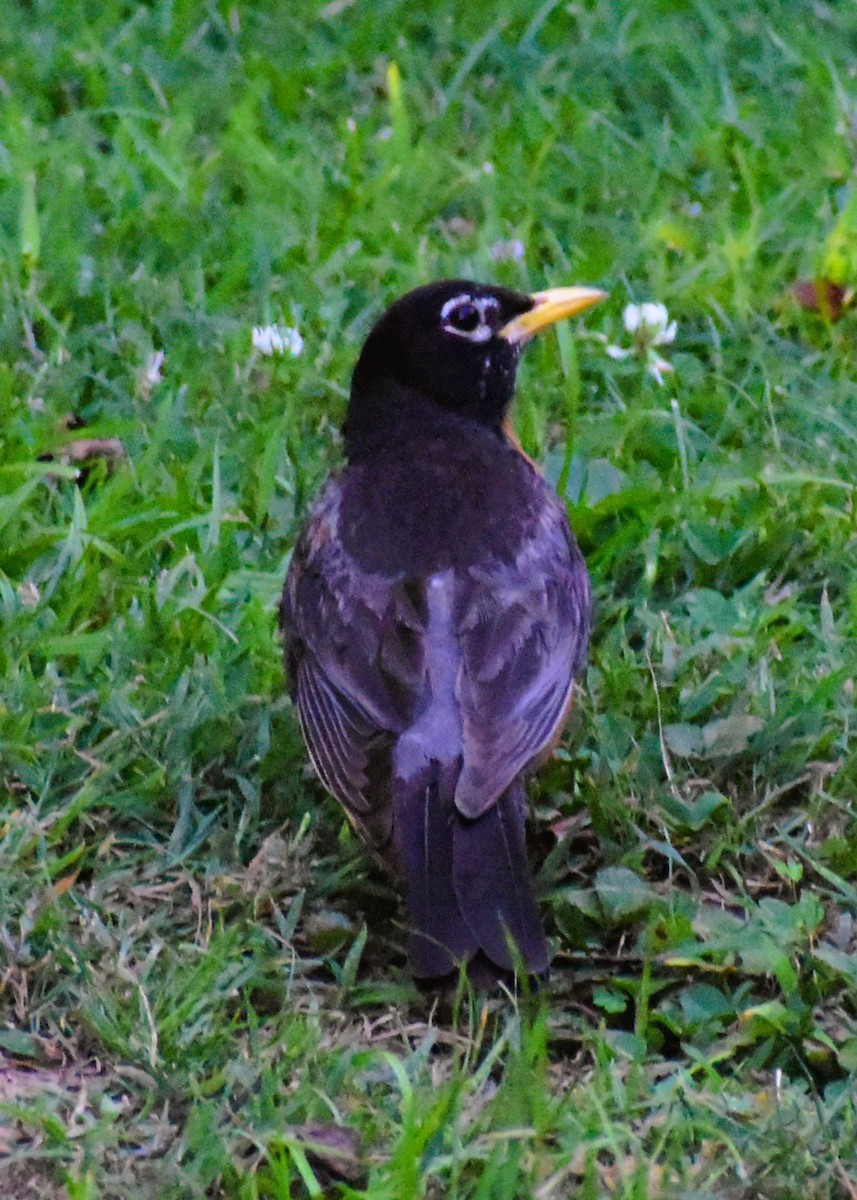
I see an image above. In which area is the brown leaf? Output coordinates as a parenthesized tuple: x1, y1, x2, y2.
(286, 1122, 364, 1185)
(443, 215, 476, 238)
(792, 278, 850, 321)
(57, 438, 126, 465)
(38, 437, 128, 482)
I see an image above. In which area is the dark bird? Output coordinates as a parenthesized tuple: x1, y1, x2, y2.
(280, 279, 605, 982)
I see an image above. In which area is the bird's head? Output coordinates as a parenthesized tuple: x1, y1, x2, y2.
(344, 279, 605, 458)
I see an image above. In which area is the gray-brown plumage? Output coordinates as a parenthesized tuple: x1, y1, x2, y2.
(280, 279, 604, 981)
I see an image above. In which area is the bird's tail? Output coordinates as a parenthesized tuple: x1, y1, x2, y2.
(393, 775, 549, 981)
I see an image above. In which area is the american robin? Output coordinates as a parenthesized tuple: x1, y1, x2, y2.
(280, 279, 605, 982)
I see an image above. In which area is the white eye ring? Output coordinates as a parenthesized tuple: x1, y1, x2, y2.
(440, 294, 499, 343)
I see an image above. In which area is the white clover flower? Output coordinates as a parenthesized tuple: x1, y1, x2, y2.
(605, 300, 677, 386)
(138, 350, 165, 400)
(18, 580, 40, 609)
(488, 238, 525, 263)
(144, 350, 165, 386)
(285, 327, 304, 357)
(646, 353, 673, 387)
(623, 302, 676, 345)
(252, 324, 304, 358)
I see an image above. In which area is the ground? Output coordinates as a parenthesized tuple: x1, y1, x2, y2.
(1, 1, 856, 1197)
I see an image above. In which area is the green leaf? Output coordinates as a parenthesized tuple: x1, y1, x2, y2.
(585, 458, 629, 505)
(594, 867, 657, 921)
(679, 983, 735, 1027)
(592, 985, 628, 1014)
(837, 1037, 857, 1072)
(663, 790, 730, 831)
(814, 943, 857, 986)
(664, 722, 704, 757)
(684, 589, 740, 634)
(604, 1030, 647, 1061)
(701, 712, 764, 756)
(0, 1029, 41, 1056)
(684, 522, 746, 565)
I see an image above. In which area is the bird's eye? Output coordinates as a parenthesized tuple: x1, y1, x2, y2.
(448, 302, 481, 333)
(439, 294, 496, 342)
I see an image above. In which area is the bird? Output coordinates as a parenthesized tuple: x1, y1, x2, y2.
(280, 278, 605, 983)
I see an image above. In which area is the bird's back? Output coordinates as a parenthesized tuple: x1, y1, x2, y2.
(337, 410, 552, 577)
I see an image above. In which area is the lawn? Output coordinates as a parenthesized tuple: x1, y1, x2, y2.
(1, 0, 856, 1196)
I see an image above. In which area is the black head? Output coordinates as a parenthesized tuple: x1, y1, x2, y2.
(344, 278, 606, 460)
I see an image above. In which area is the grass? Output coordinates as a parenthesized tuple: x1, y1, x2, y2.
(1, 0, 856, 1195)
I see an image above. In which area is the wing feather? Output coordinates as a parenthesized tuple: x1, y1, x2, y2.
(280, 478, 423, 851)
(453, 499, 590, 818)
(297, 663, 373, 814)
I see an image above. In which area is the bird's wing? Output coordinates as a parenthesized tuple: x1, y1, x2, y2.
(279, 479, 424, 850)
(453, 499, 591, 819)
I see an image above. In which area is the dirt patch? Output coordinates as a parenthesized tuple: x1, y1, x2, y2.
(0, 1160, 68, 1200)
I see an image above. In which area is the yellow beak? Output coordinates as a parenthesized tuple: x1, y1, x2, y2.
(499, 285, 607, 345)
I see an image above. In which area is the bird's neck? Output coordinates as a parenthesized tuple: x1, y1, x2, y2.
(343, 380, 508, 463)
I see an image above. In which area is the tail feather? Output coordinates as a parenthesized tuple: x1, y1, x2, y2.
(394, 775, 549, 981)
(394, 777, 478, 977)
(452, 780, 549, 977)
